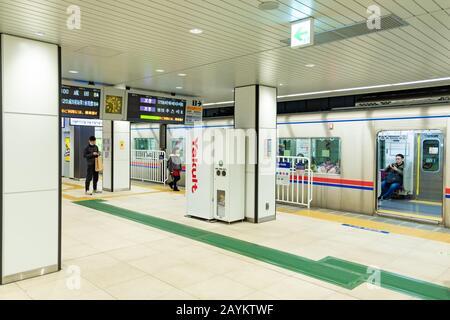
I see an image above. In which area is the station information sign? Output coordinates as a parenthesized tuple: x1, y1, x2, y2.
(69, 118, 103, 127)
(61, 85, 101, 119)
(127, 92, 186, 124)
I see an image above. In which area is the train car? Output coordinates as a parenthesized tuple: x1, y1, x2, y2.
(277, 104, 450, 227)
(131, 104, 450, 227)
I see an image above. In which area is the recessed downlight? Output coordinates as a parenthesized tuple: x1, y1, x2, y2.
(178, 73, 187, 77)
(68, 70, 79, 74)
(305, 64, 316, 68)
(190, 28, 203, 34)
(156, 69, 165, 73)
(176, 86, 183, 89)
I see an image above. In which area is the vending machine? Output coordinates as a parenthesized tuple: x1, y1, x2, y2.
(186, 128, 246, 223)
(213, 129, 246, 223)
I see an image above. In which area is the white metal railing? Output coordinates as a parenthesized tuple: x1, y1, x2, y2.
(131, 150, 168, 184)
(276, 156, 314, 208)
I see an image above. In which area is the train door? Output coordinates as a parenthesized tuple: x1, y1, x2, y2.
(376, 130, 444, 223)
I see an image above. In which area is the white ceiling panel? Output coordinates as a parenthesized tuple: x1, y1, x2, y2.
(0, 0, 448, 103)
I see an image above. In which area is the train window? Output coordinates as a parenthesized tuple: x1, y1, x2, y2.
(134, 138, 156, 151)
(312, 138, 341, 174)
(278, 137, 341, 175)
(278, 138, 310, 158)
(422, 140, 440, 172)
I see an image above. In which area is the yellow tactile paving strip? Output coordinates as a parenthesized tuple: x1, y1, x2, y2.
(61, 182, 185, 202)
(277, 207, 450, 244)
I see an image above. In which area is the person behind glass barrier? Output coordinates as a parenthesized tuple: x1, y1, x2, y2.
(167, 148, 182, 192)
(379, 154, 405, 200)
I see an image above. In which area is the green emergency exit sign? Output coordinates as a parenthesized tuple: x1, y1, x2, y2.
(291, 18, 314, 48)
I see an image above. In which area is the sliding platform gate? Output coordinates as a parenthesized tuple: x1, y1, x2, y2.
(276, 156, 313, 208)
(131, 150, 168, 184)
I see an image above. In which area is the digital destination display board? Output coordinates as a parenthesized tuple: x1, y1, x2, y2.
(61, 85, 101, 119)
(127, 93, 186, 124)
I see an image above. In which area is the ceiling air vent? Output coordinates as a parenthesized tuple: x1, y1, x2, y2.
(281, 14, 408, 46)
(75, 46, 123, 58)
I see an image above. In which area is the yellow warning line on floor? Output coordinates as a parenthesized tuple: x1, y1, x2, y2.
(378, 209, 442, 223)
(62, 191, 163, 201)
(62, 182, 85, 189)
(62, 194, 93, 202)
(62, 185, 186, 202)
(132, 183, 186, 195)
(277, 208, 450, 244)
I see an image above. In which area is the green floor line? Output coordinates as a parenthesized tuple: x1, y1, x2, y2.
(320, 257, 450, 300)
(75, 200, 450, 300)
(75, 200, 365, 289)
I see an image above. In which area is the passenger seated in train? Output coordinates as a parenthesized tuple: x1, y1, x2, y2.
(278, 144, 286, 156)
(317, 158, 340, 174)
(295, 153, 308, 170)
(379, 154, 405, 201)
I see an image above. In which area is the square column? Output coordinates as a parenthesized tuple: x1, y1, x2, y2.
(0, 34, 61, 284)
(234, 85, 277, 223)
(102, 120, 131, 192)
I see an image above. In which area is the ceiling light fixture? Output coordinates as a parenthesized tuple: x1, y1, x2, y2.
(190, 28, 203, 34)
(68, 70, 79, 74)
(258, 1, 279, 10)
(204, 76, 450, 105)
(156, 69, 165, 73)
(178, 73, 187, 77)
(35, 32, 45, 37)
(305, 64, 316, 68)
(176, 86, 183, 89)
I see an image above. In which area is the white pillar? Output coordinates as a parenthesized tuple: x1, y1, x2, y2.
(234, 85, 277, 223)
(102, 120, 131, 192)
(0, 34, 61, 284)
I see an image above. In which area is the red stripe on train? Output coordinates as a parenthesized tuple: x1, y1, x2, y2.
(291, 176, 374, 187)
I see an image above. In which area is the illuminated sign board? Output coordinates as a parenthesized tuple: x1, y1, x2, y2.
(185, 100, 203, 126)
(69, 118, 103, 127)
(127, 93, 186, 124)
(61, 85, 101, 119)
(291, 18, 314, 48)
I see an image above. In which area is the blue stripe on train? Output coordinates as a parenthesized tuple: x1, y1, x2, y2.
(290, 180, 374, 191)
(277, 114, 450, 126)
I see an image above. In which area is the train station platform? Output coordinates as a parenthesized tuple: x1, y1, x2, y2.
(0, 179, 448, 300)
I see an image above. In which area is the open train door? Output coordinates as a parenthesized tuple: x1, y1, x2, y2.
(376, 130, 444, 224)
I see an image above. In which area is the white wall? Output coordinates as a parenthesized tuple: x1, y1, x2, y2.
(113, 121, 131, 191)
(1, 35, 60, 281)
(103, 120, 130, 192)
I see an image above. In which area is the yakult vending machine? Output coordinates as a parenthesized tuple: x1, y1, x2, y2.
(186, 128, 246, 223)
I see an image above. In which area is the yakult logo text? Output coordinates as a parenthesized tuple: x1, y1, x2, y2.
(191, 138, 199, 193)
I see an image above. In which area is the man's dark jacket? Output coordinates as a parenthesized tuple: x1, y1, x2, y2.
(84, 144, 99, 166)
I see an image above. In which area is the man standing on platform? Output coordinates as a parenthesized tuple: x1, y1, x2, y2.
(84, 136, 101, 195)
